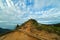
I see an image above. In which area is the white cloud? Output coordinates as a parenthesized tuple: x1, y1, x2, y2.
(0, 21, 8, 23)
(0, 0, 60, 25)
(6, 23, 17, 25)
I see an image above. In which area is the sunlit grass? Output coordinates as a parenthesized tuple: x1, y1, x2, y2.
(35, 24, 60, 35)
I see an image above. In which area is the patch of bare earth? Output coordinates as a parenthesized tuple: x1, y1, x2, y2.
(0, 19, 60, 40)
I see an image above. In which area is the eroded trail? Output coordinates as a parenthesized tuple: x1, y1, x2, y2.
(0, 30, 39, 40)
(18, 29, 41, 40)
(19, 29, 51, 40)
(19, 29, 60, 40)
(0, 29, 60, 40)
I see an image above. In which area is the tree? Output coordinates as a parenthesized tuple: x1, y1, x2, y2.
(16, 24, 20, 29)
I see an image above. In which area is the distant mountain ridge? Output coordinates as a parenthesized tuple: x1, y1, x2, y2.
(0, 28, 11, 36)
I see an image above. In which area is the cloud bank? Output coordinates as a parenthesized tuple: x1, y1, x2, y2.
(0, 0, 60, 29)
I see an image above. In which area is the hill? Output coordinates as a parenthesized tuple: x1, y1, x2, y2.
(0, 19, 60, 40)
(0, 28, 11, 36)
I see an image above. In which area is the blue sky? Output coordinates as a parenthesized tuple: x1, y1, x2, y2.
(0, 0, 60, 29)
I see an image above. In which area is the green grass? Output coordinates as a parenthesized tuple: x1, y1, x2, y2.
(35, 24, 60, 35)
